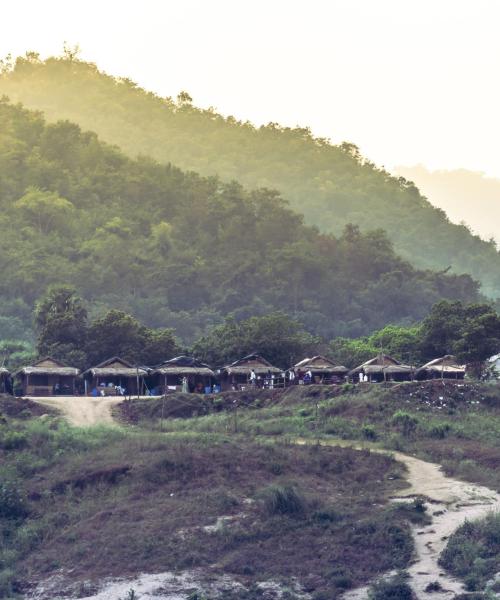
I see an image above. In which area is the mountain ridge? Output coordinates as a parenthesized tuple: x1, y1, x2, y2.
(0, 98, 481, 343)
(1, 53, 500, 296)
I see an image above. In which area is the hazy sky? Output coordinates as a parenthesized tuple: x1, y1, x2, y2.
(2, 0, 500, 177)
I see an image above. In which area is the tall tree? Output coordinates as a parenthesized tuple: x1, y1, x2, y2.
(34, 285, 88, 368)
(192, 313, 320, 369)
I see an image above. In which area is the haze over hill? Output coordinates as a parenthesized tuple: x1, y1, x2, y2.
(2, 54, 500, 298)
(395, 165, 500, 244)
(0, 99, 480, 344)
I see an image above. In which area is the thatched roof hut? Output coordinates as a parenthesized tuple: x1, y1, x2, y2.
(416, 355, 465, 380)
(16, 357, 80, 396)
(83, 357, 148, 395)
(83, 357, 148, 378)
(219, 354, 282, 390)
(349, 354, 415, 382)
(153, 355, 215, 377)
(221, 354, 282, 376)
(17, 358, 79, 378)
(294, 355, 348, 376)
(151, 355, 216, 393)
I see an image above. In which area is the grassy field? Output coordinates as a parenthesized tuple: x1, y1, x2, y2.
(0, 395, 426, 600)
(118, 381, 500, 597)
(4, 381, 500, 598)
(121, 381, 500, 493)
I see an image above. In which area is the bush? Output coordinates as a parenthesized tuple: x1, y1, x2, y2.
(261, 484, 306, 517)
(0, 480, 27, 519)
(391, 411, 418, 437)
(0, 431, 28, 450)
(362, 424, 377, 441)
(368, 572, 414, 599)
(439, 513, 500, 591)
(428, 423, 452, 439)
(0, 568, 16, 598)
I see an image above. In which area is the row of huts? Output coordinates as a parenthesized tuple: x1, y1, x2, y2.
(0, 353, 466, 397)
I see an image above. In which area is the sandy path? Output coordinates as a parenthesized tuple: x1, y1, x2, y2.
(341, 446, 500, 599)
(29, 395, 125, 426)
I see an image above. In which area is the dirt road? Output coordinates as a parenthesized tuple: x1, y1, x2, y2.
(29, 395, 124, 426)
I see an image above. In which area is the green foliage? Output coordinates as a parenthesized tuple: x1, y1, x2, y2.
(330, 324, 423, 368)
(439, 513, 500, 592)
(192, 313, 319, 368)
(86, 309, 179, 366)
(420, 301, 500, 374)
(260, 484, 306, 517)
(0, 340, 34, 371)
(2, 55, 500, 298)
(391, 411, 419, 437)
(0, 72, 485, 347)
(34, 285, 88, 368)
(0, 430, 28, 450)
(368, 572, 414, 600)
(187, 593, 206, 600)
(15, 186, 74, 234)
(0, 479, 27, 519)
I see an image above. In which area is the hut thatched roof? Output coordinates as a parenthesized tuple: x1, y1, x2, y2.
(417, 355, 465, 374)
(0, 367, 10, 375)
(349, 354, 414, 376)
(294, 355, 348, 373)
(153, 355, 215, 376)
(83, 357, 148, 378)
(17, 357, 79, 377)
(222, 354, 282, 375)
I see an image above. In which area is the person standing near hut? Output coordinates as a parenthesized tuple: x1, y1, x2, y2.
(182, 376, 189, 393)
(249, 369, 257, 386)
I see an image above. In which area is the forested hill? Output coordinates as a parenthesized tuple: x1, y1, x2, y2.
(1, 55, 500, 297)
(0, 99, 481, 343)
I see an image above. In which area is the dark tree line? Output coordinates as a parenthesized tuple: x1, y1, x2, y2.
(25, 287, 500, 377)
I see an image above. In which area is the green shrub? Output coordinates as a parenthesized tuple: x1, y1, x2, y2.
(261, 484, 306, 517)
(0, 480, 27, 519)
(439, 513, 500, 591)
(428, 423, 452, 439)
(187, 592, 207, 600)
(0, 431, 28, 450)
(362, 424, 378, 441)
(368, 572, 414, 599)
(312, 508, 341, 523)
(386, 433, 406, 451)
(0, 568, 16, 598)
(391, 411, 418, 437)
(331, 574, 353, 590)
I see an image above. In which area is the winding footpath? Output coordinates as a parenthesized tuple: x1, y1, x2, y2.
(344, 448, 500, 599)
(29, 399, 500, 599)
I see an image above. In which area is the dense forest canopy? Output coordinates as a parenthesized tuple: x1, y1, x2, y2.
(1, 53, 500, 297)
(0, 99, 481, 346)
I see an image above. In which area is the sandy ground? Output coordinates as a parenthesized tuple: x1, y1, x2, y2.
(28, 395, 126, 427)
